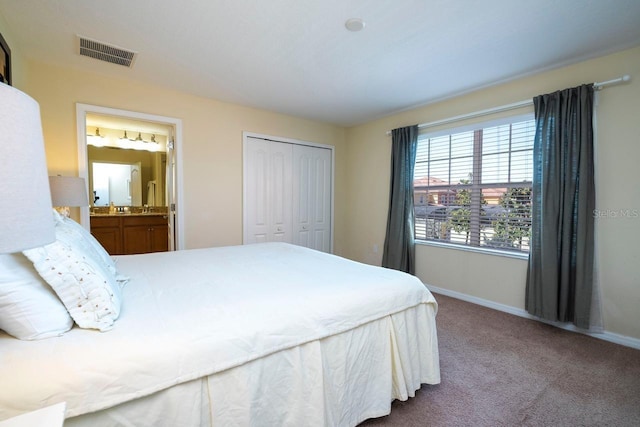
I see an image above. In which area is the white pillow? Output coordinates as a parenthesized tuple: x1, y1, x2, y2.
(51, 210, 122, 279)
(23, 216, 123, 331)
(0, 253, 73, 340)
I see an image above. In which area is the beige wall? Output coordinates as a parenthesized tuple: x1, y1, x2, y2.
(20, 61, 347, 254)
(345, 46, 640, 341)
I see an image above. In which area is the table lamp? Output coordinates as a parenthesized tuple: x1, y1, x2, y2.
(0, 83, 56, 253)
(49, 176, 89, 218)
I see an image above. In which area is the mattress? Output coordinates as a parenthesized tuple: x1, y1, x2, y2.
(0, 243, 440, 425)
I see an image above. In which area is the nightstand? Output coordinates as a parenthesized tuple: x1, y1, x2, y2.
(0, 402, 66, 427)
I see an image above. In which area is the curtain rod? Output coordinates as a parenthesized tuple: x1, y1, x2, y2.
(594, 74, 630, 90)
(386, 74, 631, 136)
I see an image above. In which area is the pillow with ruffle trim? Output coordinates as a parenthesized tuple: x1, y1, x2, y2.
(51, 210, 129, 284)
(23, 216, 122, 331)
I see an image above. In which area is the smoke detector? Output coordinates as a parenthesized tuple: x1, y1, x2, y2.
(77, 35, 137, 68)
(345, 18, 365, 32)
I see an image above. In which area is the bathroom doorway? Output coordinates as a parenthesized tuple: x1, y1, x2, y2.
(76, 104, 184, 251)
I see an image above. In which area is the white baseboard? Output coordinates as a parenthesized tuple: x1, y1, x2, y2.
(427, 285, 640, 351)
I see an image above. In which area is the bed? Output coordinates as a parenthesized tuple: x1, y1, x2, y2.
(0, 217, 440, 427)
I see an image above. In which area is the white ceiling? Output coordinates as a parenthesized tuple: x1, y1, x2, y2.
(2, 0, 640, 126)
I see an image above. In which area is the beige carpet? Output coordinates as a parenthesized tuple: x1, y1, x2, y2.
(360, 293, 640, 427)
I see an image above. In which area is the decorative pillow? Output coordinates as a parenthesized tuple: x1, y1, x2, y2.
(23, 216, 123, 331)
(0, 253, 73, 340)
(51, 210, 128, 283)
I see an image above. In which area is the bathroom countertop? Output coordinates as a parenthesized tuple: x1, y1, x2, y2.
(90, 212, 168, 217)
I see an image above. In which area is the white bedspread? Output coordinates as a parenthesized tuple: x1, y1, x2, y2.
(0, 243, 439, 422)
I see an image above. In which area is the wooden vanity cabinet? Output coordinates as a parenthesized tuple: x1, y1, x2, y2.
(90, 215, 169, 255)
(122, 216, 169, 255)
(90, 216, 123, 255)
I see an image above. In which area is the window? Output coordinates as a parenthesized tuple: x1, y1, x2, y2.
(414, 115, 535, 254)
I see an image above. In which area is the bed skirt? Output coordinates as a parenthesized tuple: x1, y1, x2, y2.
(64, 303, 439, 427)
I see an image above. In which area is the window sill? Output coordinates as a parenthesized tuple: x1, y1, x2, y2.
(415, 239, 529, 260)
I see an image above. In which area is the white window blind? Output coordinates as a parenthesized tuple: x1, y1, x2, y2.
(414, 116, 535, 253)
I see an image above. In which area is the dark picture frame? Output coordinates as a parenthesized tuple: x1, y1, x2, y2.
(0, 31, 11, 86)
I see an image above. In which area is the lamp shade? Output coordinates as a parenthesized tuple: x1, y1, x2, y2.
(49, 176, 89, 207)
(0, 83, 56, 253)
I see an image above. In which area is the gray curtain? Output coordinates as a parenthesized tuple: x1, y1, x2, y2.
(526, 84, 595, 329)
(382, 125, 418, 274)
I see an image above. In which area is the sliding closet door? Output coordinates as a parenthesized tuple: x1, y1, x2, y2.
(292, 144, 332, 252)
(244, 137, 293, 244)
(244, 134, 333, 252)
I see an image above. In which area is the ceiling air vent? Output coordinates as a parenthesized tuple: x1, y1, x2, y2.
(78, 36, 137, 68)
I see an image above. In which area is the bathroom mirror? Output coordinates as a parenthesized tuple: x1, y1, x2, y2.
(88, 145, 166, 207)
(86, 121, 168, 209)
